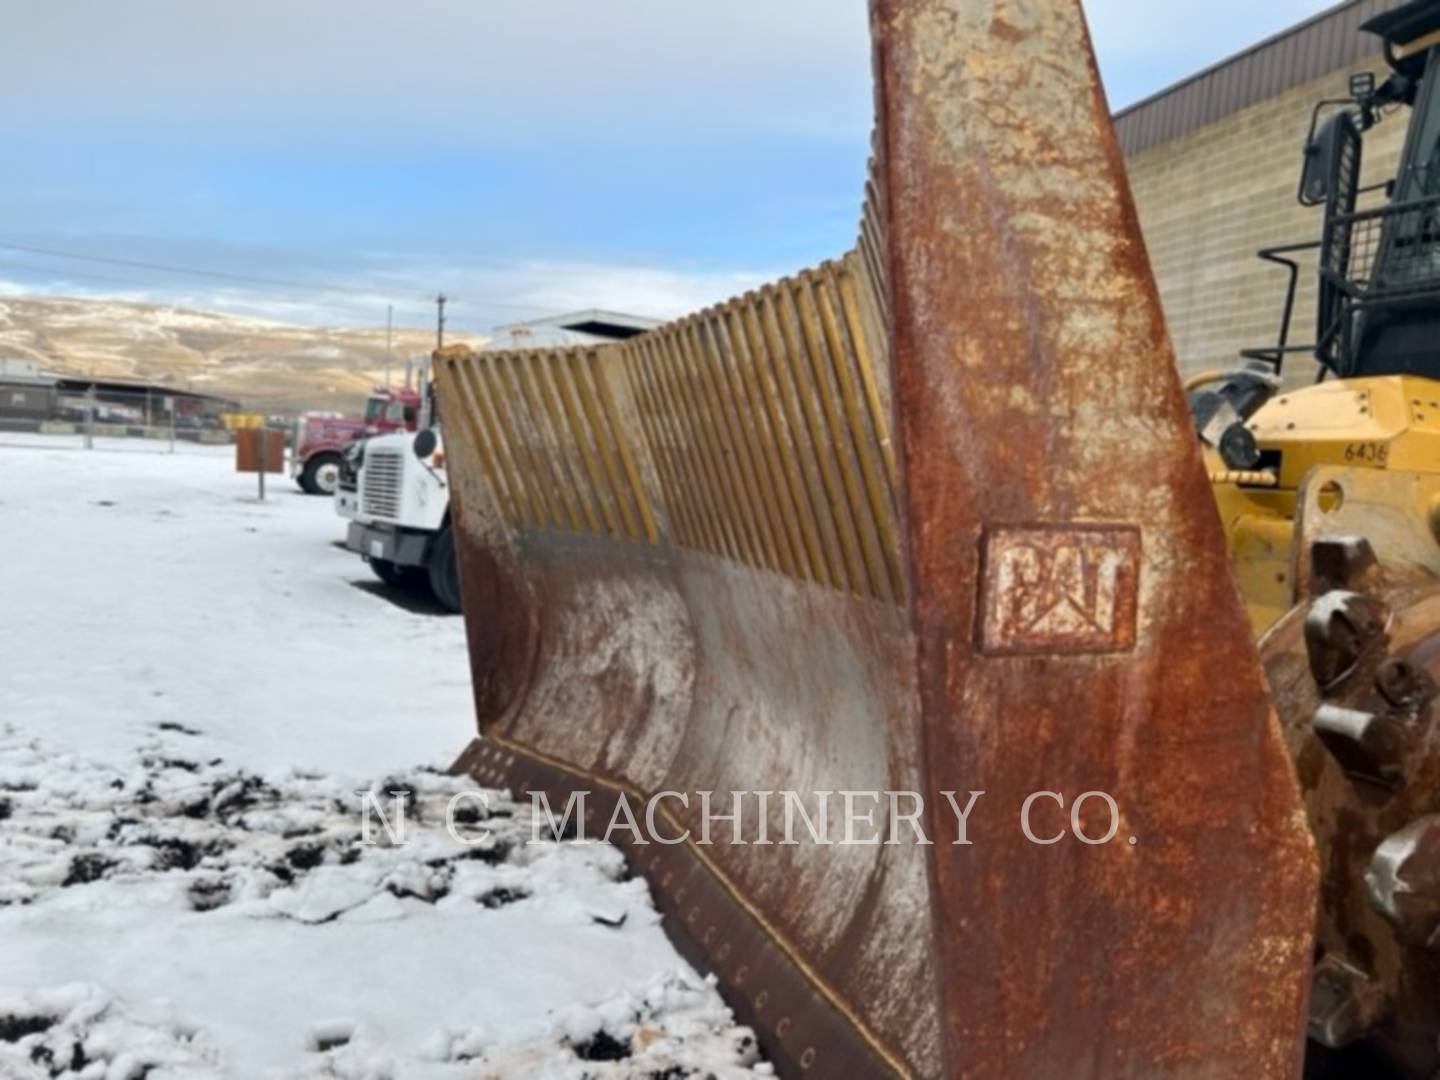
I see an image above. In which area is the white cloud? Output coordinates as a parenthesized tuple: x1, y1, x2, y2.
(0, 253, 777, 333)
(0, 0, 1345, 329)
(453, 258, 775, 323)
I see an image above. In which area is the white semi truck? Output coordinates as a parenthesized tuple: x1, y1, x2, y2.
(340, 425, 460, 612)
(337, 311, 663, 613)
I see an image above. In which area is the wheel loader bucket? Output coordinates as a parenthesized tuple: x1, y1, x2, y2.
(434, 2, 1318, 1076)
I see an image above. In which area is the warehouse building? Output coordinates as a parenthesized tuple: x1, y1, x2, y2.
(0, 354, 239, 436)
(1118, 0, 1410, 386)
(0, 358, 59, 430)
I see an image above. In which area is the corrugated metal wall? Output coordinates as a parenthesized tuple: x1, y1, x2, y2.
(1115, 0, 1406, 155)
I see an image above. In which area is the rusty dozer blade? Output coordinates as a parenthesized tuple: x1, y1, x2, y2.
(434, 1, 1318, 1075)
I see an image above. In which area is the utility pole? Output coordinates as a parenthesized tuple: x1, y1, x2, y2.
(435, 294, 448, 350)
(384, 304, 393, 387)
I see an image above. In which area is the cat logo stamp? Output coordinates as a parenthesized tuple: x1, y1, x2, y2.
(978, 525, 1141, 656)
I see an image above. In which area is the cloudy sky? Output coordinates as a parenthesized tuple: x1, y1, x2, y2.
(1, 0, 1334, 334)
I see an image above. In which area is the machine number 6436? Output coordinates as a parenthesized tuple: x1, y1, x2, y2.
(1343, 441, 1390, 466)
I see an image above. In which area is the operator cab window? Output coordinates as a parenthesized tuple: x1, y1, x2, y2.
(1399, 49, 1440, 201)
(1347, 47, 1440, 381)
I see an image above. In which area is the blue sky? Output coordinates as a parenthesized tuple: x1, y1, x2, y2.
(0, 0, 1335, 333)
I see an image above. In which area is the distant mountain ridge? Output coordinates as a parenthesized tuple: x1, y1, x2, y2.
(0, 294, 483, 413)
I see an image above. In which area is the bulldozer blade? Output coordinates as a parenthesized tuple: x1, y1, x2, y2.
(434, 1, 1318, 1076)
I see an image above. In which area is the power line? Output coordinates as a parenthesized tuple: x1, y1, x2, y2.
(0, 258, 184, 292)
(0, 239, 383, 297)
(0, 237, 578, 317)
(0, 260, 563, 345)
(0, 257, 430, 323)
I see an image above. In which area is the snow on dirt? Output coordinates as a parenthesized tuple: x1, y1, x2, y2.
(0, 436, 761, 1079)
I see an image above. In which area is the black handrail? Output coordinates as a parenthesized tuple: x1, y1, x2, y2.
(1249, 241, 1321, 377)
(1237, 195, 1440, 381)
(1329, 190, 1440, 230)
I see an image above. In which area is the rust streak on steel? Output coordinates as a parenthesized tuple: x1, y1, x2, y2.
(875, 0, 1315, 1074)
(433, 1, 1318, 1077)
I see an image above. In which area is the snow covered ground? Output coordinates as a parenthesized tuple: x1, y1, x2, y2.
(0, 436, 761, 1078)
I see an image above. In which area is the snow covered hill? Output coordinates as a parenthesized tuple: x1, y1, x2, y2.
(0, 437, 761, 1079)
(0, 296, 481, 414)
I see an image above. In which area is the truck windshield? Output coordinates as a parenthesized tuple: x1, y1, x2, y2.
(364, 397, 408, 424)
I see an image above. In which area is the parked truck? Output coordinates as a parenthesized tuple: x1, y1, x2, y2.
(341, 426, 459, 612)
(290, 384, 422, 495)
(338, 320, 659, 607)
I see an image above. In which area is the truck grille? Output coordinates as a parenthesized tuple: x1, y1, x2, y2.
(362, 450, 404, 520)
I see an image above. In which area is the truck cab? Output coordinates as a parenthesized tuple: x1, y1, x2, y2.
(336, 317, 662, 602)
(291, 385, 421, 495)
(341, 427, 459, 612)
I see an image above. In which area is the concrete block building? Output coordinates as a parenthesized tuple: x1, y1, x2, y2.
(1117, 0, 1410, 386)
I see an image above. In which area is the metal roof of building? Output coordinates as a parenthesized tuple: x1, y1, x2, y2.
(495, 309, 664, 343)
(51, 375, 237, 406)
(1114, 0, 1407, 155)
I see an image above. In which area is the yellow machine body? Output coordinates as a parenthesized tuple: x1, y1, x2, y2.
(1211, 375, 1440, 633)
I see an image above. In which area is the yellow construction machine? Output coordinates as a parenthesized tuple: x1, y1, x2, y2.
(1191, 1, 1440, 1074)
(427, 0, 1440, 1076)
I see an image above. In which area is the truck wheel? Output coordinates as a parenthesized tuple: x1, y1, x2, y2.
(427, 525, 462, 614)
(370, 557, 421, 590)
(300, 452, 342, 495)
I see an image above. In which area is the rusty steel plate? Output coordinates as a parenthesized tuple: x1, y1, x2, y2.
(433, 1, 1319, 1076)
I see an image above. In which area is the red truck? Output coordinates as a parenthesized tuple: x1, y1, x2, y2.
(291, 385, 421, 495)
